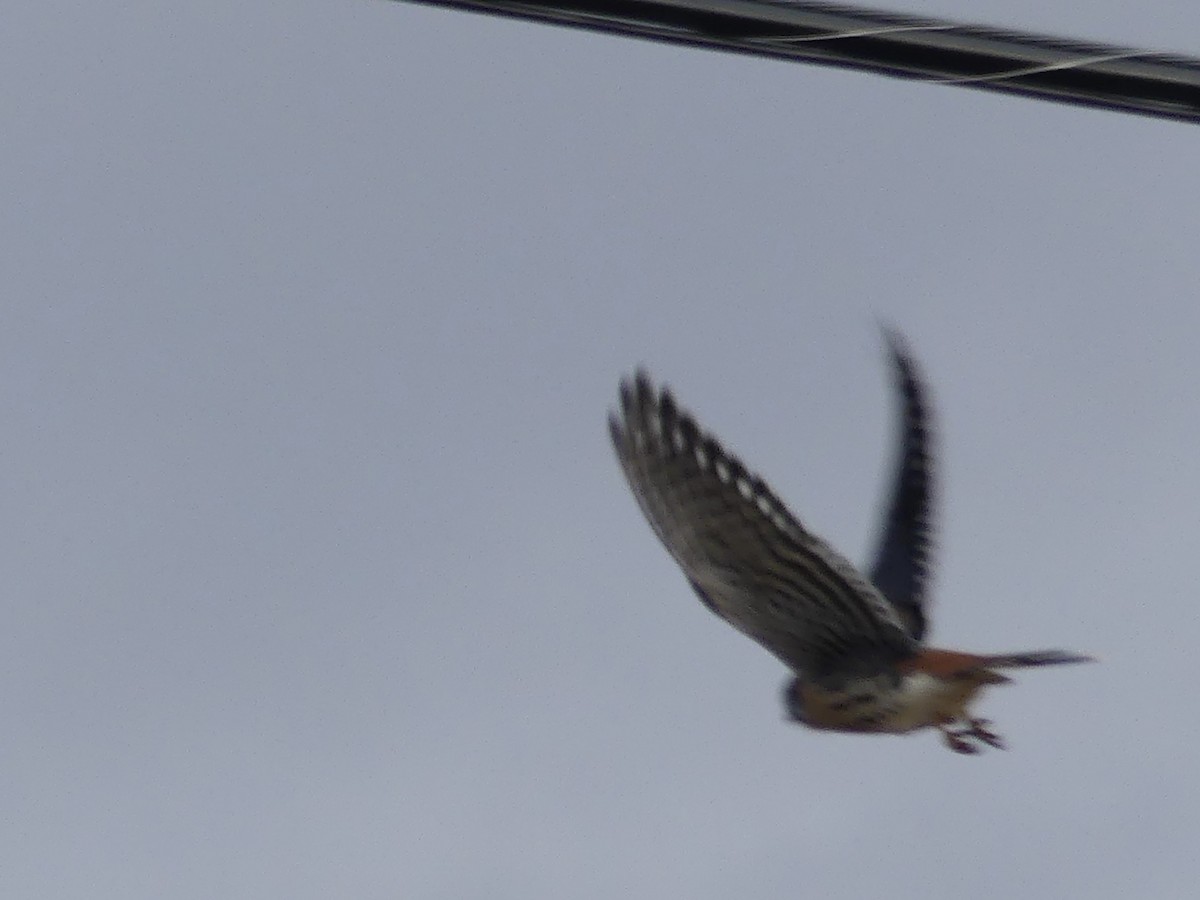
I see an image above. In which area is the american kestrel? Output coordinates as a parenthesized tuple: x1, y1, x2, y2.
(608, 330, 1091, 754)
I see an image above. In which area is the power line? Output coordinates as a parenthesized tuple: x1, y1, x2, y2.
(393, 0, 1200, 124)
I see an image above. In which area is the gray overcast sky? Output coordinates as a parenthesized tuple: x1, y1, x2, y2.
(3, 1, 1199, 897)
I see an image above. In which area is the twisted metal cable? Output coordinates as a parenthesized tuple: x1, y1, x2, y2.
(393, 0, 1200, 124)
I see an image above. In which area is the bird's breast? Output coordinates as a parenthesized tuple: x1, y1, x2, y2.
(798, 671, 988, 734)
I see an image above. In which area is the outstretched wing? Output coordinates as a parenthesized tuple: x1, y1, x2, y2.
(609, 371, 915, 680)
(868, 328, 935, 641)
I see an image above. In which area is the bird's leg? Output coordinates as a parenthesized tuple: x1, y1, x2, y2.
(965, 717, 1006, 750)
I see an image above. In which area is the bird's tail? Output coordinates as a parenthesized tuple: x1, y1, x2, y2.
(903, 648, 1094, 684)
(982, 650, 1095, 670)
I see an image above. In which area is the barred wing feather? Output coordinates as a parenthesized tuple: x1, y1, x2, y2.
(868, 329, 935, 641)
(609, 371, 915, 679)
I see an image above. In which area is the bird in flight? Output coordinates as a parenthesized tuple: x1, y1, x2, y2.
(608, 330, 1091, 754)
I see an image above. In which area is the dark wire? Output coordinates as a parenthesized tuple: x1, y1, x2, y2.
(393, 0, 1200, 125)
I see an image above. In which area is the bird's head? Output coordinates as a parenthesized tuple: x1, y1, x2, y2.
(782, 675, 809, 724)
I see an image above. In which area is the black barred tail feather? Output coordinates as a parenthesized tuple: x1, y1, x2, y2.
(984, 650, 1096, 670)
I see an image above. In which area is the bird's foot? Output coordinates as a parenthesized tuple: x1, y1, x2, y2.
(939, 726, 981, 755)
(965, 717, 1006, 750)
(937, 718, 1006, 754)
